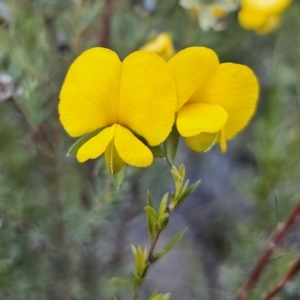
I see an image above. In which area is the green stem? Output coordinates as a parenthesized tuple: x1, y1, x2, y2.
(132, 230, 163, 300)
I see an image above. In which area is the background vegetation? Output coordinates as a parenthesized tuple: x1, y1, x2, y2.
(1, 0, 300, 299)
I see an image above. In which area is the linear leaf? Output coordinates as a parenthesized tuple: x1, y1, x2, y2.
(155, 228, 187, 260)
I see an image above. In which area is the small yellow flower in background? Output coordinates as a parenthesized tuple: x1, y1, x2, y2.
(140, 33, 175, 60)
(59, 48, 177, 173)
(180, 0, 237, 31)
(168, 47, 259, 153)
(210, 4, 228, 18)
(238, 0, 292, 34)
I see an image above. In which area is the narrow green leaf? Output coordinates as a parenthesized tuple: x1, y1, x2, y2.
(158, 212, 169, 230)
(131, 245, 137, 255)
(151, 294, 171, 300)
(144, 206, 158, 221)
(175, 180, 201, 208)
(169, 192, 176, 211)
(179, 179, 189, 197)
(135, 247, 143, 277)
(149, 290, 171, 300)
(149, 145, 165, 158)
(157, 193, 170, 227)
(110, 277, 134, 286)
(178, 164, 185, 180)
(147, 190, 153, 207)
(113, 164, 127, 187)
(158, 193, 169, 217)
(68, 128, 102, 156)
(171, 169, 183, 199)
(149, 290, 159, 299)
(155, 228, 187, 260)
(164, 125, 179, 164)
(134, 245, 148, 278)
(147, 214, 155, 239)
(144, 202, 158, 239)
(145, 204, 158, 238)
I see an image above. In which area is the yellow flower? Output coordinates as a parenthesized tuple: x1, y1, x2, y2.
(180, 0, 237, 31)
(59, 48, 177, 172)
(210, 4, 228, 18)
(238, 0, 292, 34)
(168, 47, 259, 152)
(140, 33, 175, 60)
(186, 3, 228, 19)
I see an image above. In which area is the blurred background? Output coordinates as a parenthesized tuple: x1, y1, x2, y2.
(1, 0, 300, 299)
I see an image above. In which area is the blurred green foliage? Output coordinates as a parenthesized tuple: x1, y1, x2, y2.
(1, 0, 300, 299)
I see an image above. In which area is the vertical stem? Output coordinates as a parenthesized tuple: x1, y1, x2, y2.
(100, 0, 114, 47)
(132, 230, 163, 300)
(234, 199, 300, 300)
(261, 257, 300, 300)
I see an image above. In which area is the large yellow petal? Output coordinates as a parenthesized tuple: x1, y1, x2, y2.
(118, 51, 177, 146)
(59, 48, 121, 137)
(242, 0, 291, 14)
(177, 103, 228, 137)
(168, 47, 219, 111)
(195, 63, 259, 140)
(114, 125, 153, 167)
(76, 124, 115, 163)
(184, 132, 217, 152)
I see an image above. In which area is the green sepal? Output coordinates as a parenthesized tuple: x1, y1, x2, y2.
(154, 228, 187, 261)
(112, 164, 127, 188)
(67, 128, 102, 156)
(105, 140, 124, 174)
(164, 125, 179, 165)
(184, 132, 217, 153)
(149, 145, 165, 158)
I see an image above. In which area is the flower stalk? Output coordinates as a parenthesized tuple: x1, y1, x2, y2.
(261, 257, 300, 300)
(132, 229, 163, 300)
(129, 165, 200, 300)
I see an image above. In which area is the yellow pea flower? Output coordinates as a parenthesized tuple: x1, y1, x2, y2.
(140, 33, 175, 60)
(59, 48, 177, 172)
(238, 0, 292, 34)
(168, 47, 259, 152)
